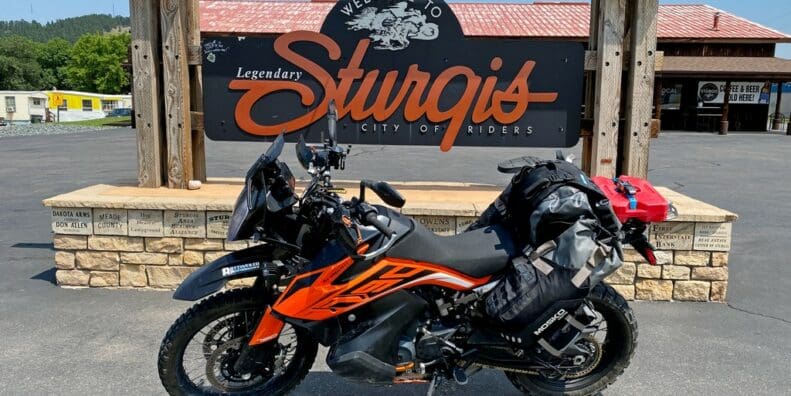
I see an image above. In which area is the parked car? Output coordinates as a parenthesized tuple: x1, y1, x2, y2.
(106, 108, 132, 117)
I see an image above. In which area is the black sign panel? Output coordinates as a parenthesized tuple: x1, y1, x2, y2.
(202, 0, 583, 151)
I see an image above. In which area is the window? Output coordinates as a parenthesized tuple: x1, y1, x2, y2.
(60, 99, 68, 110)
(82, 99, 93, 112)
(5, 96, 15, 109)
(101, 100, 117, 112)
(32, 98, 42, 106)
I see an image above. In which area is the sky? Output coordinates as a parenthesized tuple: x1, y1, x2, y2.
(1, 0, 789, 57)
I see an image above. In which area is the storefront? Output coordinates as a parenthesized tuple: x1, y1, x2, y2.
(657, 55, 791, 132)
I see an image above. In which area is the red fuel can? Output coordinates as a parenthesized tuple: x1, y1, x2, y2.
(591, 176, 670, 223)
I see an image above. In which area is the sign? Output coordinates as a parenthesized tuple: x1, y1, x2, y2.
(649, 222, 694, 250)
(51, 208, 93, 235)
(128, 210, 164, 237)
(697, 81, 771, 105)
(164, 211, 206, 238)
(694, 223, 732, 252)
(93, 208, 128, 236)
(202, 0, 583, 151)
(661, 84, 682, 110)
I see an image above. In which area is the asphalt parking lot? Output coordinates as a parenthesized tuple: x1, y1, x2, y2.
(0, 128, 789, 395)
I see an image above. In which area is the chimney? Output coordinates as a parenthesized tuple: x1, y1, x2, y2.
(712, 12, 721, 31)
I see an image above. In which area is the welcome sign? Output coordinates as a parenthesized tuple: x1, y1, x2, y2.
(202, 0, 584, 151)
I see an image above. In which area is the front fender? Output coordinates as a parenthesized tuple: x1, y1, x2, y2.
(173, 243, 282, 301)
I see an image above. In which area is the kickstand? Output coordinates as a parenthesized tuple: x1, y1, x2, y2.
(426, 375, 441, 396)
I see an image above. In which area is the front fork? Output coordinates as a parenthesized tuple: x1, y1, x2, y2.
(233, 307, 285, 373)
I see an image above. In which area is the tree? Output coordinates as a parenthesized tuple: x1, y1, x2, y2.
(38, 38, 73, 90)
(0, 14, 130, 43)
(0, 36, 48, 90)
(66, 32, 130, 94)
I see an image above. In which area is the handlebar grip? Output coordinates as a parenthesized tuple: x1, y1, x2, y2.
(364, 212, 394, 238)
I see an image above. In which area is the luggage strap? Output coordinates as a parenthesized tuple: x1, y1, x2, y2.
(571, 244, 611, 288)
(528, 240, 557, 275)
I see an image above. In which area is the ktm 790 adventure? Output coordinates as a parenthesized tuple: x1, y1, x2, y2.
(158, 105, 667, 395)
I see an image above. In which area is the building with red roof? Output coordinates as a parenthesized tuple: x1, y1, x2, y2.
(200, 0, 791, 132)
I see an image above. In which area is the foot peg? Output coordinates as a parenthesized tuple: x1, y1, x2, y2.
(452, 367, 468, 385)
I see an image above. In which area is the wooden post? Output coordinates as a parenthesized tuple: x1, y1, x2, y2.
(590, 0, 626, 177)
(160, 0, 193, 189)
(720, 80, 731, 135)
(772, 82, 784, 131)
(581, 0, 600, 175)
(621, 0, 657, 178)
(652, 77, 662, 137)
(186, 0, 206, 182)
(130, 0, 164, 188)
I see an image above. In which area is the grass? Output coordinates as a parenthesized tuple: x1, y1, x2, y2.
(60, 116, 131, 127)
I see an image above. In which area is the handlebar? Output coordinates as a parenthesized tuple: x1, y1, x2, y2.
(364, 211, 394, 238)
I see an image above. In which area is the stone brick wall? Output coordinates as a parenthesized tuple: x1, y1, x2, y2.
(48, 205, 733, 302)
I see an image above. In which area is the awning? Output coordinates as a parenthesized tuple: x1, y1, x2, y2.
(660, 56, 791, 80)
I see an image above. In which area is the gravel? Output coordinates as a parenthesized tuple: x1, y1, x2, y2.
(0, 123, 122, 138)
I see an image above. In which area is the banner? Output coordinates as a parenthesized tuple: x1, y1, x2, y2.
(697, 81, 771, 105)
(202, 0, 584, 151)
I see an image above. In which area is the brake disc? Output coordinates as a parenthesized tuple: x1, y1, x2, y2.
(206, 338, 268, 392)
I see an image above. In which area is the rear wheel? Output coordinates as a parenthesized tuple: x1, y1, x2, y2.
(158, 288, 318, 395)
(506, 284, 637, 395)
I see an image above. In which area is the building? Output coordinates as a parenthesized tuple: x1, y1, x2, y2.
(0, 91, 49, 124)
(199, 1, 791, 132)
(45, 90, 132, 122)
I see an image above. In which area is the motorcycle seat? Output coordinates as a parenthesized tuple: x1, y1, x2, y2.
(386, 220, 518, 278)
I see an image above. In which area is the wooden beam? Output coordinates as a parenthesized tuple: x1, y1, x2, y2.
(186, 0, 206, 182)
(584, 50, 663, 71)
(772, 82, 784, 130)
(130, 0, 164, 188)
(621, 0, 657, 178)
(581, 0, 600, 175)
(590, 0, 626, 177)
(720, 80, 731, 135)
(160, 0, 193, 188)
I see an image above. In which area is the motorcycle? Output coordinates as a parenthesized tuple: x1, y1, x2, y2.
(158, 103, 651, 395)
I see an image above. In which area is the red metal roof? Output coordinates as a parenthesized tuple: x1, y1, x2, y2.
(200, 1, 791, 42)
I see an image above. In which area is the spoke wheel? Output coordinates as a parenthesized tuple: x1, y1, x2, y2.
(507, 284, 637, 396)
(158, 288, 317, 396)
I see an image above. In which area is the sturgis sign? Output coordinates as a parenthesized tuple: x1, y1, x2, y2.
(202, 0, 584, 151)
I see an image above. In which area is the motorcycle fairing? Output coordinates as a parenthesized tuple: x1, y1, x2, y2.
(173, 243, 295, 301)
(249, 307, 286, 345)
(271, 253, 492, 322)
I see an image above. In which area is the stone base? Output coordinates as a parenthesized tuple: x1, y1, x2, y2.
(43, 180, 737, 301)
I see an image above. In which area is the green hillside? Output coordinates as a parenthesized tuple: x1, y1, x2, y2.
(0, 14, 129, 43)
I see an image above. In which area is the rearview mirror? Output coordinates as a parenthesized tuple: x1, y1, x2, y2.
(361, 180, 406, 208)
(296, 133, 313, 171)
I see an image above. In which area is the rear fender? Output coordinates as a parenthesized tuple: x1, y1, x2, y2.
(173, 243, 286, 301)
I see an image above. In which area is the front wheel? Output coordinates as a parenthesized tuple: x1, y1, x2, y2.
(158, 288, 318, 395)
(507, 284, 637, 396)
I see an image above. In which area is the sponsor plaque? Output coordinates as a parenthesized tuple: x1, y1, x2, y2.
(93, 208, 128, 236)
(51, 207, 93, 235)
(694, 223, 732, 251)
(164, 211, 206, 238)
(649, 222, 694, 250)
(415, 215, 456, 236)
(202, 0, 583, 151)
(129, 210, 165, 237)
(455, 216, 477, 234)
(207, 211, 232, 239)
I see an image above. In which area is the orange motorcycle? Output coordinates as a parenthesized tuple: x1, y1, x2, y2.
(158, 105, 665, 395)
